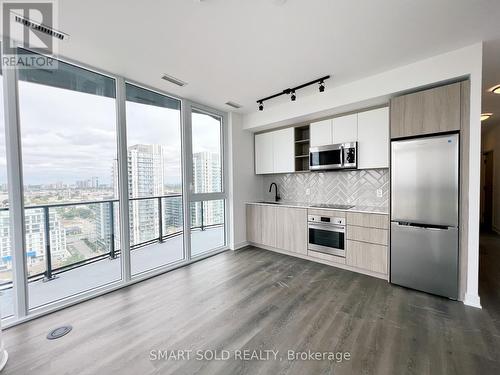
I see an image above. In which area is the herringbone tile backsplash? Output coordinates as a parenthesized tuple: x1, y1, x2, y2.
(262, 169, 389, 208)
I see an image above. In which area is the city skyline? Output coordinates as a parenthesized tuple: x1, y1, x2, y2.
(0, 79, 221, 187)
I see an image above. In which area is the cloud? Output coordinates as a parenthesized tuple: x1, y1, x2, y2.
(0, 78, 221, 189)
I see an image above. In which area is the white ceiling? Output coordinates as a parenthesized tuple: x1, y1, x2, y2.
(56, 0, 500, 115)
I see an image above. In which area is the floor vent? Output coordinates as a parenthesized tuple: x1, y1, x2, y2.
(47, 325, 72, 340)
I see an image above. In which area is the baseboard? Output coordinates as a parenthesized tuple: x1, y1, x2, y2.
(231, 241, 249, 251)
(464, 293, 482, 308)
(249, 242, 389, 281)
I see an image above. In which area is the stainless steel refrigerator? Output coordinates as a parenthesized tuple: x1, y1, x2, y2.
(391, 133, 459, 299)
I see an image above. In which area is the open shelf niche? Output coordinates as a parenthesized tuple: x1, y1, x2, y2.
(294, 125, 310, 172)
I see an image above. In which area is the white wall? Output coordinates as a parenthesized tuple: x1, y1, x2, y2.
(227, 113, 263, 250)
(241, 43, 483, 308)
(244, 44, 481, 132)
(482, 125, 500, 233)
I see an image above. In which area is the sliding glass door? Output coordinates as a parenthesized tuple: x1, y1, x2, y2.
(188, 107, 226, 257)
(125, 83, 184, 276)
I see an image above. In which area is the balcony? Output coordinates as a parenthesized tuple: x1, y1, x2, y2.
(0, 195, 225, 318)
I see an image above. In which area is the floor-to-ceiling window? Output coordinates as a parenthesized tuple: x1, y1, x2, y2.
(1, 50, 227, 325)
(190, 108, 225, 256)
(0, 65, 13, 318)
(17, 51, 121, 310)
(125, 83, 184, 275)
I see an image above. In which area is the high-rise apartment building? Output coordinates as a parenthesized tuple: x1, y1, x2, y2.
(191, 152, 223, 227)
(163, 196, 183, 235)
(106, 145, 167, 246)
(0, 209, 67, 272)
(128, 144, 165, 245)
(94, 201, 116, 252)
(97, 148, 222, 250)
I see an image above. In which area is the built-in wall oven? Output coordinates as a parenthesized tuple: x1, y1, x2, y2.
(308, 214, 346, 257)
(309, 142, 357, 171)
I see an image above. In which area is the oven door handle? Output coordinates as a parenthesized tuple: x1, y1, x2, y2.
(308, 223, 345, 232)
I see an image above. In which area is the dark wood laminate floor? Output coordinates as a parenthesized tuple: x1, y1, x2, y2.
(3, 236, 500, 375)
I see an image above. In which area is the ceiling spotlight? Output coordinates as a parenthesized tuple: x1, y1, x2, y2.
(481, 113, 492, 121)
(491, 85, 500, 94)
(256, 75, 330, 111)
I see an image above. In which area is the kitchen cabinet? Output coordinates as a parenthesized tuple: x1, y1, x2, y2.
(346, 212, 389, 229)
(246, 204, 262, 243)
(247, 204, 306, 253)
(347, 226, 388, 246)
(276, 206, 307, 254)
(346, 240, 388, 274)
(332, 113, 357, 144)
(247, 203, 389, 279)
(273, 128, 295, 173)
(357, 107, 389, 169)
(346, 212, 389, 275)
(255, 133, 274, 174)
(267, 107, 389, 172)
(260, 205, 277, 247)
(254, 128, 294, 174)
(310, 114, 358, 147)
(310, 119, 332, 147)
(390, 82, 461, 139)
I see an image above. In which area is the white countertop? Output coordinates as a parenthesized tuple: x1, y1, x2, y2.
(246, 201, 389, 215)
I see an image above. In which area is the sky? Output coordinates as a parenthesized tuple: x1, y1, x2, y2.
(0, 78, 222, 188)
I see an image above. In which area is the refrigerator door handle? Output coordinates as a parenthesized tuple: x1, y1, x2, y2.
(394, 222, 452, 231)
(425, 227, 451, 231)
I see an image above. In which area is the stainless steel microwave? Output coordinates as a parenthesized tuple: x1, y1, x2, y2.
(309, 142, 357, 171)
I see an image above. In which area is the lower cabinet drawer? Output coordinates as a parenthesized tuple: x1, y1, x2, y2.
(347, 225, 388, 246)
(308, 250, 346, 265)
(346, 212, 389, 229)
(346, 240, 388, 274)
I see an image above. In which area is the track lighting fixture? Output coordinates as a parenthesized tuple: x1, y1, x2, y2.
(256, 75, 330, 111)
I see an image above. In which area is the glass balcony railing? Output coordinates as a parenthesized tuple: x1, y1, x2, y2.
(0, 195, 224, 316)
(0, 194, 225, 287)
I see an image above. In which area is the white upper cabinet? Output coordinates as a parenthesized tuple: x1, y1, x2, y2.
(332, 113, 358, 144)
(255, 132, 274, 174)
(255, 128, 294, 174)
(310, 119, 333, 147)
(273, 128, 295, 173)
(357, 107, 389, 169)
(311, 114, 357, 147)
(256, 107, 389, 175)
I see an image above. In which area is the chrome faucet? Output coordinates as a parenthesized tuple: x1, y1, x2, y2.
(269, 182, 281, 202)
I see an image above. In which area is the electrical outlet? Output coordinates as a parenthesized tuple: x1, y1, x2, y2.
(306, 188, 310, 196)
(376, 189, 383, 198)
